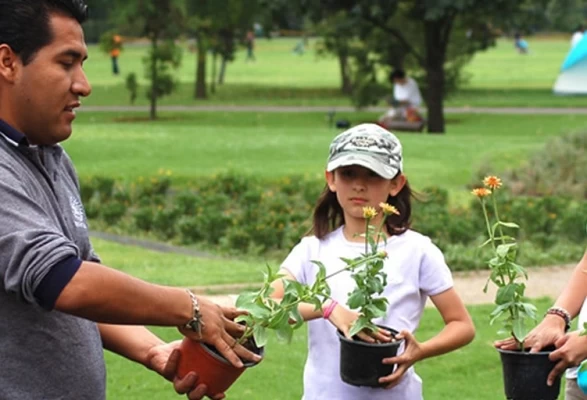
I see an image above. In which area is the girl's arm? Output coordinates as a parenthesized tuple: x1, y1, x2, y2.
(379, 288, 475, 389)
(419, 288, 476, 359)
(270, 269, 391, 343)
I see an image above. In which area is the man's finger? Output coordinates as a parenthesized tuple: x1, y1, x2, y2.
(186, 383, 208, 400)
(162, 349, 180, 381)
(174, 372, 198, 395)
(224, 319, 247, 338)
(221, 306, 247, 320)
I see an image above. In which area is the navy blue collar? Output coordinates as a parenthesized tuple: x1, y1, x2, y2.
(0, 119, 29, 146)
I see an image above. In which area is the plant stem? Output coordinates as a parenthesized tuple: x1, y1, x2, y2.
(491, 193, 506, 245)
(480, 199, 496, 251)
(324, 253, 385, 280)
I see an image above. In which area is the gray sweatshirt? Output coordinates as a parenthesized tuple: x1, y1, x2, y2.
(0, 125, 105, 399)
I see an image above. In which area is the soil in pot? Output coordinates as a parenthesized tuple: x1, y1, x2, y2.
(497, 346, 561, 400)
(177, 337, 263, 397)
(337, 327, 403, 388)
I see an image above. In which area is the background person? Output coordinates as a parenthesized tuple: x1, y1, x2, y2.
(378, 69, 423, 128)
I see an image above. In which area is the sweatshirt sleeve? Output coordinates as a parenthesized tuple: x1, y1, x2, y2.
(0, 167, 81, 305)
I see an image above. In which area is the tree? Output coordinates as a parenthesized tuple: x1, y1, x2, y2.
(186, 0, 259, 99)
(319, 0, 550, 133)
(115, 0, 185, 119)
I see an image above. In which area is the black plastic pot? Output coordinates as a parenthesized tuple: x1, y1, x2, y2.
(337, 327, 403, 388)
(497, 347, 562, 400)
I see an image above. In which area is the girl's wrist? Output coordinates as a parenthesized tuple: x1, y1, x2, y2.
(323, 299, 338, 320)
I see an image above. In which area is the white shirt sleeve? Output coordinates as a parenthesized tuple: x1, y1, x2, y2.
(418, 240, 453, 296)
(280, 236, 318, 285)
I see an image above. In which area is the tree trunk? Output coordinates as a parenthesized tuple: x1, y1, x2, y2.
(149, 37, 158, 120)
(337, 50, 352, 95)
(218, 55, 227, 85)
(423, 19, 452, 134)
(195, 36, 207, 99)
(211, 51, 217, 94)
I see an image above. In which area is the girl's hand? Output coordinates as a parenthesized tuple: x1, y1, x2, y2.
(327, 303, 392, 343)
(547, 331, 587, 386)
(379, 330, 423, 389)
(494, 314, 567, 352)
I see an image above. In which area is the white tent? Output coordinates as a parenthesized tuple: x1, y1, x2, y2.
(553, 35, 587, 94)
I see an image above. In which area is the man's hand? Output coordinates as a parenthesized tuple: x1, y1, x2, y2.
(179, 296, 262, 368)
(146, 341, 225, 400)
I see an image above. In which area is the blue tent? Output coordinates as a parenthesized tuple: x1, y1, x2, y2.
(553, 35, 587, 94)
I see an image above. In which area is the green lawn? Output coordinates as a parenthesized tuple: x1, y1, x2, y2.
(105, 298, 557, 400)
(81, 37, 587, 107)
(67, 111, 587, 204)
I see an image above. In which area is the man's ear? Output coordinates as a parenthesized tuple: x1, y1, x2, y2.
(389, 174, 406, 196)
(0, 45, 20, 83)
(325, 170, 336, 192)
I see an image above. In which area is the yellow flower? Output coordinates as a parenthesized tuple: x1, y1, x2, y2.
(471, 188, 492, 198)
(483, 176, 502, 190)
(379, 202, 400, 216)
(362, 207, 377, 219)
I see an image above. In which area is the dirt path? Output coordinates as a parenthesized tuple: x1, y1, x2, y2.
(195, 264, 577, 308)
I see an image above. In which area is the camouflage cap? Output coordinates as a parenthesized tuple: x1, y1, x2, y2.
(326, 123, 403, 179)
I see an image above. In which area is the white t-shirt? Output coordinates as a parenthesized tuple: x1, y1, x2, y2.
(571, 32, 583, 48)
(566, 298, 587, 379)
(394, 77, 423, 108)
(282, 227, 454, 400)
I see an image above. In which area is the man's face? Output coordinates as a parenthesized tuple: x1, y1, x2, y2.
(393, 77, 407, 86)
(7, 13, 91, 145)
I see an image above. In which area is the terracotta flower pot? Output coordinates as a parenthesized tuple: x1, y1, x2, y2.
(177, 338, 263, 397)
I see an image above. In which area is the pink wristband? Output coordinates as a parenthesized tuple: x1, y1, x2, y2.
(323, 300, 338, 320)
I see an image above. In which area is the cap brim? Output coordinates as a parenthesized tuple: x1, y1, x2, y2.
(326, 153, 398, 179)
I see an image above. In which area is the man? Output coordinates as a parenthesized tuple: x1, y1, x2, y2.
(0, 1, 260, 399)
(378, 69, 423, 128)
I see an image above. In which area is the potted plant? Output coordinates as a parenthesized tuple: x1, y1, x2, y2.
(177, 264, 331, 397)
(178, 203, 402, 394)
(472, 176, 562, 400)
(335, 204, 404, 387)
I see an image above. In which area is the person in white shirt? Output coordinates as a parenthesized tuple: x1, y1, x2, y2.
(379, 70, 423, 128)
(571, 25, 584, 48)
(495, 252, 587, 399)
(270, 123, 475, 400)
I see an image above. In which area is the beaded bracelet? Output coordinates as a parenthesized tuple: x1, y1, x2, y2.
(323, 300, 338, 320)
(546, 306, 571, 332)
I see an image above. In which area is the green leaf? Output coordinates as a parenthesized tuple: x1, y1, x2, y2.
(235, 292, 258, 309)
(253, 325, 268, 348)
(267, 309, 289, 329)
(275, 323, 294, 343)
(288, 307, 304, 329)
(495, 285, 516, 305)
(512, 318, 528, 344)
(498, 221, 520, 229)
(347, 291, 365, 309)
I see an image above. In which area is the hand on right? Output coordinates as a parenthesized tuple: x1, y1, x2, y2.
(494, 314, 567, 352)
(178, 296, 262, 368)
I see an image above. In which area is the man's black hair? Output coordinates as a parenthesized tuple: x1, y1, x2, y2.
(389, 69, 406, 81)
(0, 0, 88, 65)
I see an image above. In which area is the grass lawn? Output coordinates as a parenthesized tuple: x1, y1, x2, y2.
(67, 111, 587, 204)
(105, 297, 557, 400)
(81, 37, 587, 108)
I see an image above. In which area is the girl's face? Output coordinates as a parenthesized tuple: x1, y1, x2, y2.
(326, 165, 405, 223)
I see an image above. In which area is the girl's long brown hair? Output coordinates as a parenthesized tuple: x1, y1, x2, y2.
(309, 177, 413, 239)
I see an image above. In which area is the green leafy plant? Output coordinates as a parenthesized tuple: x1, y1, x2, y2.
(234, 203, 398, 347)
(472, 176, 537, 348)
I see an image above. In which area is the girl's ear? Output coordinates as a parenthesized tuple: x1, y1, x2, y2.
(325, 170, 336, 192)
(389, 174, 406, 196)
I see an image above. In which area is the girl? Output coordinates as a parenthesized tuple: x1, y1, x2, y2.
(271, 123, 475, 399)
